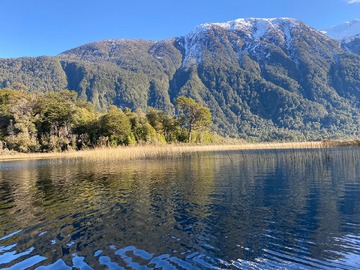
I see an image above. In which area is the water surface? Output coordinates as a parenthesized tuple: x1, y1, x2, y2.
(0, 148, 360, 269)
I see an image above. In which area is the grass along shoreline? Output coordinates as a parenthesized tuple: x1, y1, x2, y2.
(0, 141, 352, 162)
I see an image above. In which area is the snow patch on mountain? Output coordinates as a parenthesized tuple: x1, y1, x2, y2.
(323, 19, 360, 40)
(181, 17, 332, 67)
(182, 26, 206, 68)
(201, 18, 301, 41)
(343, 33, 360, 44)
(181, 18, 305, 67)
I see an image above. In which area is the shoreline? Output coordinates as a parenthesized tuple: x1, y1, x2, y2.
(0, 141, 345, 162)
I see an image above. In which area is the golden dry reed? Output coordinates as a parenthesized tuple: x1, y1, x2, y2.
(0, 141, 327, 162)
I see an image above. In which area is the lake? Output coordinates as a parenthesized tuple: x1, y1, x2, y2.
(0, 148, 360, 269)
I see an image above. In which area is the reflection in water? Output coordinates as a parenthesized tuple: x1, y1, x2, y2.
(0, 148, 360, 269)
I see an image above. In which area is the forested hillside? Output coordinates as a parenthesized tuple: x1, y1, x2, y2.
(0, 18, 360, 141)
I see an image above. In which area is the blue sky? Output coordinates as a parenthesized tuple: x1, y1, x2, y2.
(1, 0, 360, 58)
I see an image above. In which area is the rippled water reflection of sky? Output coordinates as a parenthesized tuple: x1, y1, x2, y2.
(0, 148, 360, 269)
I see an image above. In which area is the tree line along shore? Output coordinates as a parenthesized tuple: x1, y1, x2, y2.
(0, 88, 358, 158)
(0, 88, 219, 153)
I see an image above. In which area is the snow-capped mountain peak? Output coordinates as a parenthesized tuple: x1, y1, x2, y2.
(201, 17, 300, 30)
(199, 17, 302, 39)
(322, 19, 360, 40)
(180, 17, 328, 68)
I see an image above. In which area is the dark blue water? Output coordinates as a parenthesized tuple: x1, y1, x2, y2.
(0, 148, 360, 269)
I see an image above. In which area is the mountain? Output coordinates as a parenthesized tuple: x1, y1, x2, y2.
(322, 19, 360, 40)
(0, 17, 360, 141)
(342, 34, 360, 55)
(322, 19, 360, 55)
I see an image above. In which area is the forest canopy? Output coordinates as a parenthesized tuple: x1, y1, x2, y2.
(0, 88, 217, 152)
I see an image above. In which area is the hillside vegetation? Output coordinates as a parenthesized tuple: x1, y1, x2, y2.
(0, 89, 217, 152)
(0, 18, 359, 140)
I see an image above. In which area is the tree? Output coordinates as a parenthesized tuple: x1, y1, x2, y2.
(71, 99, 96, 149)
(146, 108, 181, 143)
(100, 106, 132, 146)
(0, 89, 25, 138)
(176, 96, 212, 142)
(34, 90, 78, 151)
(0, 89, 39, 152)
(7, 94, 39, 152)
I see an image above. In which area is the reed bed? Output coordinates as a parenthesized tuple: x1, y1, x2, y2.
(0, 141, 329, 162)
(322, 139, 360, 148)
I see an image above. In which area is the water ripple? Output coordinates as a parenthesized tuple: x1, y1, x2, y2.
(0, 149, 360, 269)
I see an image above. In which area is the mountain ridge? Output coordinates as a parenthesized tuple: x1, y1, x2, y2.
(322, 19, 360, 40)
(0, 17, 360, 140)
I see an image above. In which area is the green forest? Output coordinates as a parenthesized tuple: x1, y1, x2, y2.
(0, 88, 218, 153)
(1, 21, 360, 144)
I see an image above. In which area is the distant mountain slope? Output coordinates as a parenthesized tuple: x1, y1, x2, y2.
(0, 18, 360, 140)
(322, 19, 360, 56)
(322, 19, 360, 40)
(322, 20, 360, 40)
(342, 34, 360, 55)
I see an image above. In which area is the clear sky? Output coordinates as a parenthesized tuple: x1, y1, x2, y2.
(1, 0, 360, 58)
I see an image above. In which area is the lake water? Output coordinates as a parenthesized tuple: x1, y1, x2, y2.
(0, 148, 360, 269)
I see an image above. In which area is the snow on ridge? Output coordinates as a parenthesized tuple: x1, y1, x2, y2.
(323, 19, 360, 40)
(182, 26, 207, 68)
(202, 18, 299, 29)
(200, 17, 301, 41)
(343, 33, 360, 44)
(182, 18, 302, 67)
